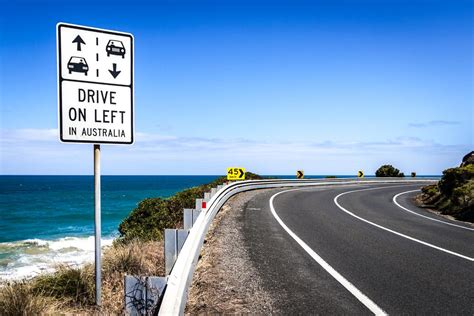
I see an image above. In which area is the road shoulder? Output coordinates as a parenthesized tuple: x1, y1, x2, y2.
(185, 189, 277, 314)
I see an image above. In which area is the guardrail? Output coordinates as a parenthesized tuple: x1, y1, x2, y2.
(158, 178, 436, 315)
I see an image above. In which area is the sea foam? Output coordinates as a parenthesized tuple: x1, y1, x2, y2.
(0, 236, 114, 281)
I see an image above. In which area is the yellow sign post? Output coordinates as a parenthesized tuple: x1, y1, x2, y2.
(358, 170, 364, 178)
(296, 170, 304, 179)
(227, 167, 246, 180)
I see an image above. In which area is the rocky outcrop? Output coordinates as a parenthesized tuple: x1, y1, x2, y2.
(460, 151, 474, 167)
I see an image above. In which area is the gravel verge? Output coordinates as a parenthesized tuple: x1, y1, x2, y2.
(185, 189, 277, 314)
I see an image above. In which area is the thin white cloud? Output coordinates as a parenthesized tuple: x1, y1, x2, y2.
(0, 128, 470, 175)
(0, 128, 58, 143)
(408, 120, 461, 128)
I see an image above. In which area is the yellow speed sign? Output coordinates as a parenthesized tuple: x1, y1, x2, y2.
(227, 167, 246, 180)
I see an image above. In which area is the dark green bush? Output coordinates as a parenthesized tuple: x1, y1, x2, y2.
(118, 198, 176, 241)
(421, 184, 439, 197)
(451, 180, 474, 209)
(118, 172, 264, 242)
(419, 159, 473, 222)
(375, 165, 404, 177)
(438, 165, 474, 198)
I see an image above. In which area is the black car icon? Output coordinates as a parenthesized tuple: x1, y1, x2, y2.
(67, 57, 88, 75)
(106, 40, 125, 58)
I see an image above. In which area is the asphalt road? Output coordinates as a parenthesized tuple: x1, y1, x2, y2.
(241, 182, 474, 314)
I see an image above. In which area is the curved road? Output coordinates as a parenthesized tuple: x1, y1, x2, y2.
(241, 182, 474, 314)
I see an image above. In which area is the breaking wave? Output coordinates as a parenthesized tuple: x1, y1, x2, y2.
(0, 236, 114, 281)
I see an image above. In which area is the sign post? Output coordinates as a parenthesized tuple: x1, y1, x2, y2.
(94, 144, 101, 305)
(57, 23, 134, 306)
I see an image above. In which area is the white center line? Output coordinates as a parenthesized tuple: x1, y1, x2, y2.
(334, 186, 474, 262)
(393, 190, 474, 231)
(270, 188, 387, 316)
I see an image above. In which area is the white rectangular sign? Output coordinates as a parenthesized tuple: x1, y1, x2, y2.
(57, 23, 134, 144)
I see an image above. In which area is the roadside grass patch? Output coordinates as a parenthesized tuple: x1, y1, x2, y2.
(0, 280, 60, 315)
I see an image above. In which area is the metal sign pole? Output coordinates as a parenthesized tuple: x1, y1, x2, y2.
(94, 144, 101, 306)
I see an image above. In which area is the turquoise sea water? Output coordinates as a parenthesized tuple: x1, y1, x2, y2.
(0, 175, 220, 242)
(0, 175, 218, 279)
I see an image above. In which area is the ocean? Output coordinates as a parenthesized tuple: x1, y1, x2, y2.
(0, 175, 218, 280)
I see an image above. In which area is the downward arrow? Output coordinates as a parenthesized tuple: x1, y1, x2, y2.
(72, 35, 86, 51)
(109, 63, 121, 79)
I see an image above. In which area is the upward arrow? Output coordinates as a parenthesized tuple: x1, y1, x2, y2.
(72, 35, 86, 51)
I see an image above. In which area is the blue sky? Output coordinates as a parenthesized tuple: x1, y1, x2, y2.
(0, 0, 472, 175)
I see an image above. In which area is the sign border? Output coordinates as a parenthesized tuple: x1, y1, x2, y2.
(57, 22, 134, 145)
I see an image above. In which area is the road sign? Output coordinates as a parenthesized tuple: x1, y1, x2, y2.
(57, 23, 134, 144)
(358, 170, 364, 178)
(57, 23, 134, 306)
(296, 170, 304, 179)
(227, 167, 246, 180)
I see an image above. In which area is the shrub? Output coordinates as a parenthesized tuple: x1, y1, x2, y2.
(0, 281, 59, 315)
(438, 165, 474, 198)
(421, 184, 439, 197)
(118, 172, 264, 242)
(118, 198, 178, 242)
(31, 265, 95, 306)
(103, 239, 163, 276)
(451, 180, 474, 209)
(101, 240, 164, 313)
(375, 165, 404, 177)
(418, 154, 474, 222)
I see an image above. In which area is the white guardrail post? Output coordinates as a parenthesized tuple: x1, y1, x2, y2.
(158, 178, 437, 315)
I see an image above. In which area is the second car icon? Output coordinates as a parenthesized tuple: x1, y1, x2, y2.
(106, 40, 125, 58)
(67, 57, 88, 76)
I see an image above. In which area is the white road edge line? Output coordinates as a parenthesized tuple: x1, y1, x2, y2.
(334, 187, 474, 262)
(270, 188, 388, 316)
(393, 190, 474, 231)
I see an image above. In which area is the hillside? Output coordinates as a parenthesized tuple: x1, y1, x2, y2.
(418, 151, 474, 222)
(118, 172, 264, 242)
